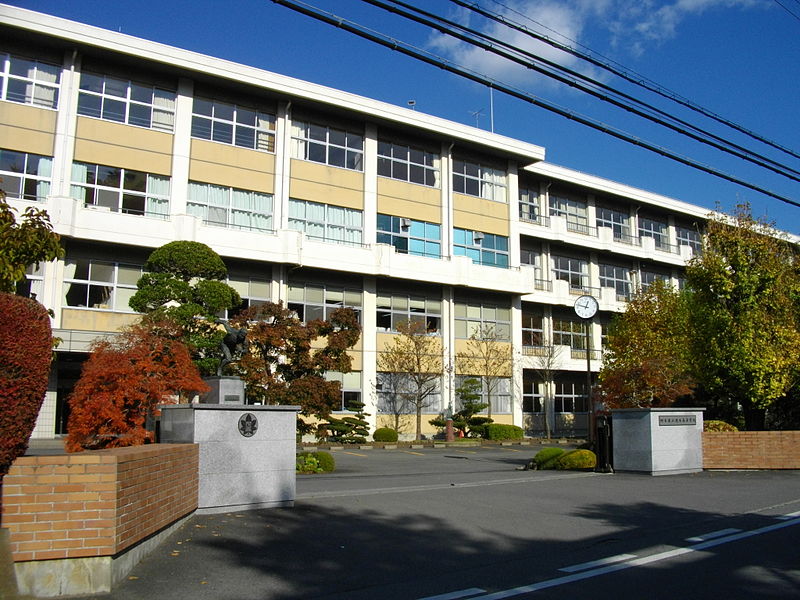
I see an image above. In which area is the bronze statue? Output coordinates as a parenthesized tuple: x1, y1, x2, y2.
(215, 319, 247, 376)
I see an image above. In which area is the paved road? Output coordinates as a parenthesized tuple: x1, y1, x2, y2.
(88, 448, 800, 600)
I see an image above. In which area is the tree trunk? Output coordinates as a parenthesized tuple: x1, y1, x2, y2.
(743, 405, 766, 431)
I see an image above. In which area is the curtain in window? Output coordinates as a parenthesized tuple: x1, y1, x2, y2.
(69, 163, 89, 202)
(34, 157, 52, 200)
(146, 174, 170, 217)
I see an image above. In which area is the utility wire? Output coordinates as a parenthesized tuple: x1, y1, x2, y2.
(773, 0, 800, 22)
(456, 0, 800, 162)
(270, 0, 800, 209)
(365, 0, 800, 183)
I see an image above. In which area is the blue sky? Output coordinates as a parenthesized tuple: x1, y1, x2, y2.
(9, 0, 800, 234)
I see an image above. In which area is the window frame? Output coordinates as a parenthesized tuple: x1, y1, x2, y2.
(452, 158, 506, 202)
(455, 375, 511, 415)
(376, 214, 441, 258)
(453, 227, 509, 268)
(599, 263, 631, 301)
(187, 181, 274, 232)
(62, 258, 142, 312)
(0, 53, 60, 109)
(551, 254, 589, 292)
(549, 193, 589, 232)
(377, 139, 439, 187)
(291, 120, 364, 171)
(191, 97, 276, 152)
(287, 281, 362, 324)
(70, 161, 171, 219)
(376, 292, 442, 334)
(288, 198, 363, 246)
(454, 301, 511, 341)
(639, 216, 669, 249)
(676, 225, 702, 255)
(596, 205, 632, 241)
(77, 71, 176, 132)
(0, 148, 52, 202)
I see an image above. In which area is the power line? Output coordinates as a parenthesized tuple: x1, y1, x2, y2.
(270, 0, 800, 209)
(363, 0, 800, 183)
(773, 0, 800, 22)
(456, 0, 800, 162)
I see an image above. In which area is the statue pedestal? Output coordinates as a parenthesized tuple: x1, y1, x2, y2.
(200, 376, 245, 404)
(160, 404, 300, 513)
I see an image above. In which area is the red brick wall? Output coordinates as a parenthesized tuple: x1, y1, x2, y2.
(1, 444, 198, 562)
(703, 431, 800, 469)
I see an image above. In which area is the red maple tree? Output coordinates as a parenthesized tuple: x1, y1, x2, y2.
(66, 320, 208, 452)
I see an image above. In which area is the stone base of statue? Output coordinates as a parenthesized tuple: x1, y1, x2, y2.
(160, 404, 300, 513)
(612, 408, 705, 476)
(200, 376, 245, 404)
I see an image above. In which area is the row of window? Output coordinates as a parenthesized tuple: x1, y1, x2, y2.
(521, 192, 702, 253)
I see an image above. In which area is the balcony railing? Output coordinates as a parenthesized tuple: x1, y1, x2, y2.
(519, 212, 550, 227)
(566, 220, 597, 237)
(570, 348, 603, 361)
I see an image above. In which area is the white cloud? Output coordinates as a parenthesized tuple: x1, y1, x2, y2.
(427, 0, 763, 87)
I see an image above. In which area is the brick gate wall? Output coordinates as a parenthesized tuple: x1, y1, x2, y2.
(1, 444, 198, 562)
(702, 431, 800, 469)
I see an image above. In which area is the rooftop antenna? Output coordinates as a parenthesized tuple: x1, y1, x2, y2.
(469, 108, 485, 128)
(407, 100, 416, 111)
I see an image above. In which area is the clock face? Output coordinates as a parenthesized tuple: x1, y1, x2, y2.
(574, 295, 598, 319)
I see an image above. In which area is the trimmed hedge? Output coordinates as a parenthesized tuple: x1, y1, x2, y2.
(531, 447, 565, 470)
(704, 420, 738, 432)
(484, 423, 524, 441)
(296, 451, 335, 473)
(555, 449, 597, 470)
(373, 427, 399, 442)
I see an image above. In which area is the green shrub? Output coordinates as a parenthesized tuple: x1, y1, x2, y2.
(555, 449, 597, 470)
(485, 423, 524, 440)
(373, 427, 399, 442)
(531, 447, 565, 470)
(704, 420, 739, 432)
(296, 451, 335, 473)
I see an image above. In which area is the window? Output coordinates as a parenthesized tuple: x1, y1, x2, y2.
(453, 228, 509, 268)
(640, 269, 670, 291)
(519, 184, 545, 224)
(77, 72, 175, 131)
(288, 282, 362, 323)
(325, 371, 363, 412)
(187, 182, 273, 232)
(0, 54, 60, 109)
(225, 276, 271, 319)
(552, 318, 587, 350)
(551, 255, 589, 292)
(291, 121, 363, 170)
(522, 371, 544, 413)
(455, 375, 511, 414)
(452, 159, 506, 202)
(522, 307, 544, 347)
(62, 258, 141, 311)
(596, 206, 632, 241)
(454, 301, 511, 341)
(377, 140, 439, 186)
(377, 214, 441, 258)
(16, 263, 44, 300)
(191, 97, 275, 151)
(0, 149, 52, 201)
(639, 216, 669, 249)
(377, 372, 442, 414)
(550, 193, 589, 233)
(70, 162, 170, 218)
(554, 378, 588, 413)
(676, 225, 702, 255)
(599, 263, 631, 301)
(288, 199, 363, 245)
(376, 292, 441, 333)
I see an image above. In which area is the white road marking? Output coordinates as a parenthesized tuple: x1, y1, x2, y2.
(418, 587, 487, 600)
(558, 554, 637, 573)
(685, 528, 741, 542)
(468, 515, 800, 599)
(777, 509, 800, 520)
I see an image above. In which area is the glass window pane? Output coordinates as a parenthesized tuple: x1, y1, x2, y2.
(117, 265, 141, 286)
(130, 83, 152, 103)
(77, 93, 102, 117)
(90, 262, 114, 282)
(80, 72, 104, 93)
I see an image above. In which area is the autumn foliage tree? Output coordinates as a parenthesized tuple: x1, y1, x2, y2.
(66, 321, 208, 452)
(0, 294, 53, 482)
(599, 279, 694, 409)
(230, 302, 361, 437)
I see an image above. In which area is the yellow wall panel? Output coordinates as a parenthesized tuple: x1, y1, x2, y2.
(61, 309, 139, 333)
(0, 103, 56, 155)
(377, 178, 441, 222)
(189, 139, 275, 193)
(74, 118, 172, 175)
(452, 193, 509, 236)
(289, 159, 364, 209)
(453, 339, 513, 376)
